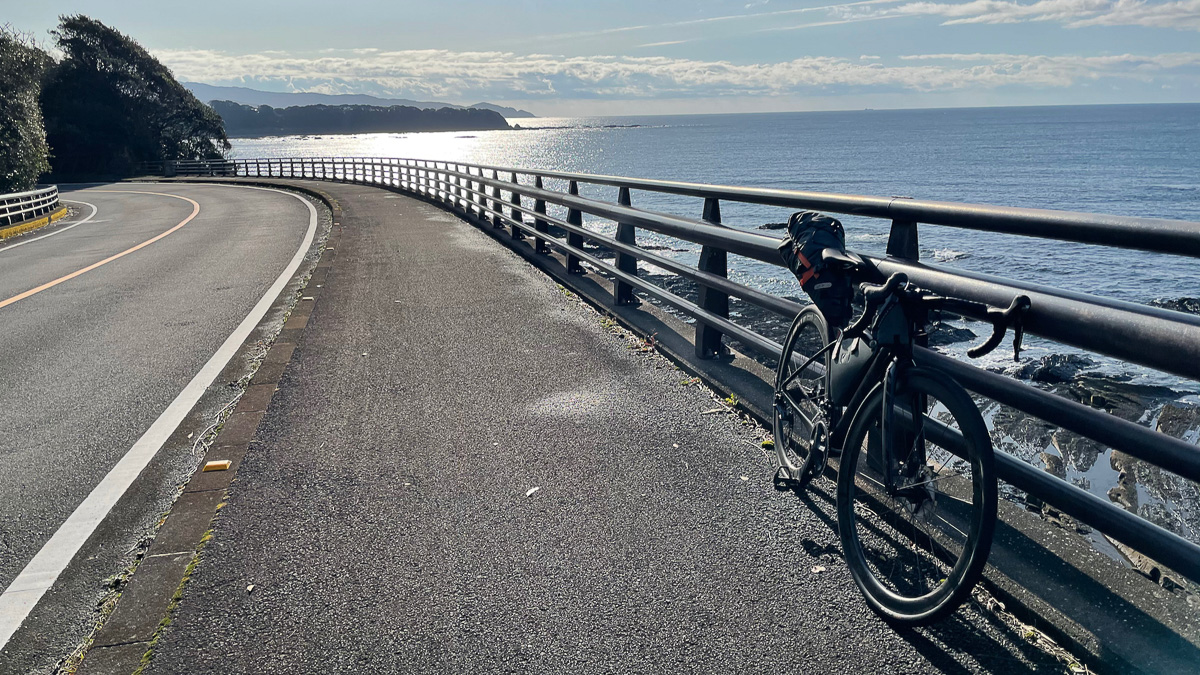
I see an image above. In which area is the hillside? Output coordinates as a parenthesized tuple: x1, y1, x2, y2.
(186, 82, 536, 118)
(210, 100, 512, 137)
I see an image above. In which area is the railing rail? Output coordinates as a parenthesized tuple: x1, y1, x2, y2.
(162, 156, 1200, 585)
(0, 186, 60, 228)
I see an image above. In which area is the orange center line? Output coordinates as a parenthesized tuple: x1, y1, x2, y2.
(0, 190, 201, 311)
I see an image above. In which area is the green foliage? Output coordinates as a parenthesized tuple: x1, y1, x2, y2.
(0, 25, 51, 192)
(41, 15, 230, 178)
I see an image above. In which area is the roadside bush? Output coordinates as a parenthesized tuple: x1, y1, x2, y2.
(0, 26, 51, 192)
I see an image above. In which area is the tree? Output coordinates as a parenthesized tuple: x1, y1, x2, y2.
(41, 15, 229, 178)
(0, 25, 51, 192)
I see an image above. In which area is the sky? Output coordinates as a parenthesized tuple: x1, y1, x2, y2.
(6, 0, 1200, 115)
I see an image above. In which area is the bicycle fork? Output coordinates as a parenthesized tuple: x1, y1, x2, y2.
(881, 362, 935, 513)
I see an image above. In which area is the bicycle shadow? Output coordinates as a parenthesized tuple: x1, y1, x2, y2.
(785, 480, 1066, 674)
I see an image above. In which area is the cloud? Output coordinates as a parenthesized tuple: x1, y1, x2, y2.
(638, 40, 690, 47)
(521, 0, 906, 44)
(1069, 0, 1200, 27)
(760, 14, 908, 30)
(843, 0, 1200, 30)
(157, 47, 1200, 102)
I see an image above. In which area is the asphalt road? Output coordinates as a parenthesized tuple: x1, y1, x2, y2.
(148, 183, 1066, 674)
(0, 183, 317, 674)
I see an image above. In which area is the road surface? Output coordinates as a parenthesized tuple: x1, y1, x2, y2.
(0, 183, 317, 673)
(143, 181, 1067, 674)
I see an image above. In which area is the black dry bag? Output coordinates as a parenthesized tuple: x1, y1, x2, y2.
(778, 211, 853, 328)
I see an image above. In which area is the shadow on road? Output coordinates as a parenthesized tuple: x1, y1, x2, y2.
(787, 481, 1068, 673)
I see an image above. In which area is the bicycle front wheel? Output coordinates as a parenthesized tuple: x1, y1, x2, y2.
(836, 368, 996, 625)
(773, 306, 831, 488)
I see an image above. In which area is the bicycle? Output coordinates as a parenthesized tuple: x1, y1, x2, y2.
(772, 250, 1030, 624)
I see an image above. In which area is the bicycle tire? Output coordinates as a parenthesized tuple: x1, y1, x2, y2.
(773, 306, 831, 488)
(836, 367, 997, 624)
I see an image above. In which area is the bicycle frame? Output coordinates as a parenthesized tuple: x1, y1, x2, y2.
(778, 292, 930, 488)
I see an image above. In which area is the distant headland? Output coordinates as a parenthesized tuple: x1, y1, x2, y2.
(184, 82, 536, 119)
(209, 100, 512, 137)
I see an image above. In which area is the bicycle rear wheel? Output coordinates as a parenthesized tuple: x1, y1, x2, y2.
(773, 306, 831, 488)
(836, 368, 996, 624)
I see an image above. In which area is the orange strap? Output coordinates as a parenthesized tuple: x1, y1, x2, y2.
(795, 248, 818, 285)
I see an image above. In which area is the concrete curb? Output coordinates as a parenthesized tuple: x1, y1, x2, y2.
(0, 205, 68, 240)
(73, 184, 342, 675)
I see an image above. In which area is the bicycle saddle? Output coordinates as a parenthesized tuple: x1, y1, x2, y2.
(821, 248, 865, 271)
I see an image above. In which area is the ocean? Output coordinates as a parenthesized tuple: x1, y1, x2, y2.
(230, 103, 1200, 551)
(231, 104, 1200, 384)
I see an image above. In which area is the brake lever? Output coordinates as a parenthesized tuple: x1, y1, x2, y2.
(1010, 295, 1031, 361)
(966, 295, 1030, 360)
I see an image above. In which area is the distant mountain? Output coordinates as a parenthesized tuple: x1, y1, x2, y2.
(467, 102, 536, 119)
(184, 83, 536, 118)
(210, 100, 511, 137)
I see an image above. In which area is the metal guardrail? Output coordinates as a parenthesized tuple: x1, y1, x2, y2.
(167, 156, 1200, 585)
(1, 186, 60, 228)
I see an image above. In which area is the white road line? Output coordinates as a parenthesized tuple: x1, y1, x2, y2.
(0, 200, 99, 254)
(0, 184, 318, 649)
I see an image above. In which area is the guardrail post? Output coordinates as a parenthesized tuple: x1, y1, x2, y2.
(461, 167, 470, 214)
(457, 165, 467, 210)
(566, 181, 585, 274)
(509, 173, 525, 240)
(614, 187, 639, 305)
(697, 197, 730, 359)
(533, 176, 550, 254)
(490, 170, 504, 228)
(475, 169, 485, 221)
(479, 169, 489, 220)
(886, 219, 920, 261)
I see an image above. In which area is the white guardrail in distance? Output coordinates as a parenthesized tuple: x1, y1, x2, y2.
(0, 186, 61, 228)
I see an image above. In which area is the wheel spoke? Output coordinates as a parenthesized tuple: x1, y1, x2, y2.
(772, 308, 831, 488)
(837, 371, 997, 624)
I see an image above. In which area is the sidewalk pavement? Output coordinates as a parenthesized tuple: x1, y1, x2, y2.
(142, 181, 1064, 673)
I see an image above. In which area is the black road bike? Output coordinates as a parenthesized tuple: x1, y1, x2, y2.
(773, 250, 1029, 624)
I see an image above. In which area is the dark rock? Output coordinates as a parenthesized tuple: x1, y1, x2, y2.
(1051, 429, 1103, 473)
(1039, 452, 1066, 479)
(1108, 450, 1140, 511)
(758, 222, 788, 231)
(1155, 403, 1200, 439)
(1012, 354, 1097, 384)
(1057, 376, 1180, 421)
(988, 405, 1055, 461)
(1150, 297, 1200, 316)
(926, 321, 976, 347)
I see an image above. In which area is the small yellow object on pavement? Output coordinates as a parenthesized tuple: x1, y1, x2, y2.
(202, 460, 232, 472)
